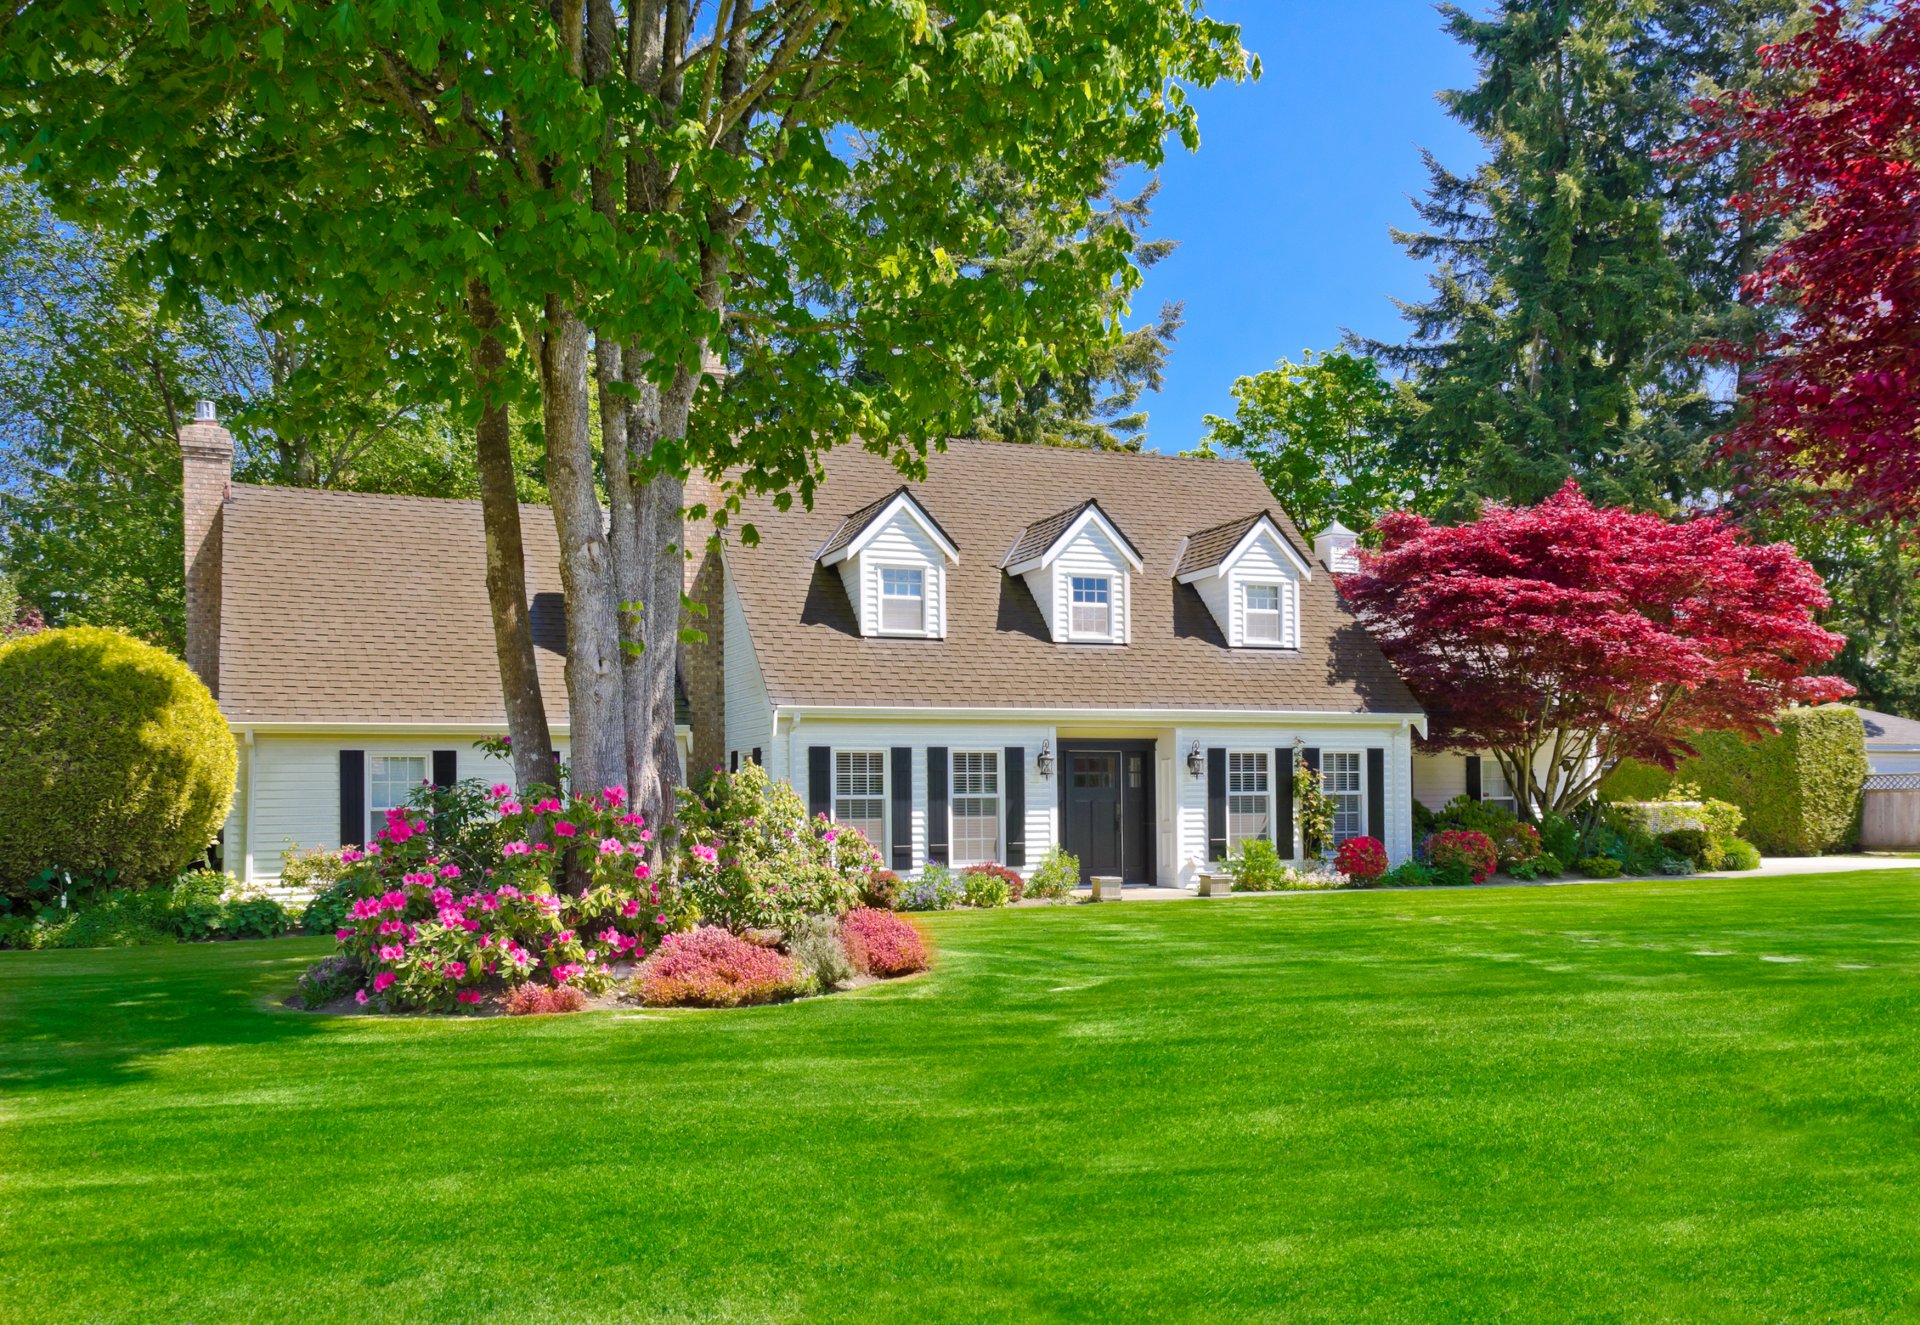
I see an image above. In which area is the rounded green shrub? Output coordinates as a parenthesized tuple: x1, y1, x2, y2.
(0, 627, 236, 896)
(1720, 839, 1763, 871)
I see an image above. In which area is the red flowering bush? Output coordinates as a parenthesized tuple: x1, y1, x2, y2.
(327, 781, 692, 1012)
(503, 982, 589, 1016)
(634, 926, 807, 1007)
(1425, 830, 1497, 884)
(840, 907, 928, 978)
(1333, 835, 1389, 882)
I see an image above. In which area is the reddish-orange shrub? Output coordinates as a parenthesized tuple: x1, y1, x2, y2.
(503, 982, 589, 1016)
(840, 907, 928, 978)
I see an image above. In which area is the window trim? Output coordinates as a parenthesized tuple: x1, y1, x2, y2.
(1241, 580, 1287, 648)
(1225, 748, 1275, 857)
(947, 747, 1003, 867)
(1322, 748, 1367, 846)
(830, 748, 889, 857)
(368, 751, 430, 844)
(874, 562, 932, 637)
(1066, 573, 1116, 642)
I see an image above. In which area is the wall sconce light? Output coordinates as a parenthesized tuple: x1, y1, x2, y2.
(1186, 742, 1205, 779)
(1036, 739, 1055, 780)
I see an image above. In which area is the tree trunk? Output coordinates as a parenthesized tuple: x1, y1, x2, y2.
(540, 296, 626, 798)
(467, 279, 558, 795)
(596, 333, 652, 805)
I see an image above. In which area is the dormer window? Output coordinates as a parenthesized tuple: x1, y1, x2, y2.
(879, 567, 926, 634)
(1069, 576, 1111, 638)
(816, 486, 959, 640)
(1003, 499, 1143, 646)
(1175, 511, 1312, 650)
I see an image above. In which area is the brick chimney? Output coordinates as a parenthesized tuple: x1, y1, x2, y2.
(679, 469, 726, 777)
(180, 400, 233, 694)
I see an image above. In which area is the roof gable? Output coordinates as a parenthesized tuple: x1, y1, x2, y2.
(1175, 512, 1312, 582)
(816, 487, 959, 566)
(1002, 498, 1144, 575)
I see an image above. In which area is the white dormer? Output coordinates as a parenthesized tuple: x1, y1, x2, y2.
(1314, 519, 1360, 573)
(816, 487, 960, 639)
(1002, 499, 1144, 645)
(1174, 511, 1313, 650)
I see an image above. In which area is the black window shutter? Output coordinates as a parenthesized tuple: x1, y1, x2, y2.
(926, 747, 950, 866)
(729, 750, 738, 773)
(1465, 754, 1482, 801)
(1004, 746, 1026, 867)
(807, 746, 831, 819)
(1206, 747, 1227, 862)
(890, 747, 913, 871)
(1301, 746, 1320, 776)
(751, 747, 762, 767)
(1276, 748, 1295, 858)
(1367, 748, 1386, 841)
(432, 749, 458, 789)
(339, 750, 366, 848)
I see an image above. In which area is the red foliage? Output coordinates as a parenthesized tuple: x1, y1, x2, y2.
(1334, 836, 1389, 882)
(1339, 484, 1851, 795)
(839, 907, 928, 978)
(1684, 2, 1920, 521)
(1426, 831, 1497, 884)
(634, 926, 805, 1007)
(503, 983, 588, 1016)
(963, 863, 1026, 902)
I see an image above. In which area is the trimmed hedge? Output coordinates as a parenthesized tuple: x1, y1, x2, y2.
(1601, 707, 1867, 855)
(0, 627, 236, 895)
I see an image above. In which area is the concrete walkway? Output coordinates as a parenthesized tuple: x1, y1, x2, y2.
(1064, 854, 1919, 903)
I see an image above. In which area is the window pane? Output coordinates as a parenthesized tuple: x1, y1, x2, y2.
(1226, 751, 1270, 853)
(1244, 583, 1284, 644)
(1482, 761, 1519, 813)
(951, 751, 1000, 863)
(369, 755, 426, 839)
(834, 751, 887, 852)
(1325, 751, 1363, 843)
(1069, 576, 1111, 636)
(879, 568, 924, 632)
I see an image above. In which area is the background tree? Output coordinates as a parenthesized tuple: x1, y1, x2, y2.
(1338, 482, 1852, 818)
(1195, 349, 1419, 534)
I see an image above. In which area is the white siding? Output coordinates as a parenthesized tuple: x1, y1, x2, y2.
(1024, 524, 1132, 644)
(1414, 750, 1468, 811)
(841, 512, 946, 638)
(722, 565, 775, 770)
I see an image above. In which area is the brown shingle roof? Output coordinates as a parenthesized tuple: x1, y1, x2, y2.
(217, 484, 573, 725)
(1001, 498, 1143, 570)
(1174, 512, 1265, 578)
(727, 439, 1421, 714)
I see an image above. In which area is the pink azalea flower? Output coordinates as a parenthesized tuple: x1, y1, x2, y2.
(487, 783, 512, 800)
(446, 961, 467, 980)
(620, 898, 641, 918)
(373, 972, 395, 993)
(619, 813, 645, 828)
(632, 862, 651, 880)
(355, 989, 369, 1005)
(335, 927, 355, 941)
(499, 800, 523, 815)
(689, 843, 719, 866)
(550, 963, 582, 985)
(503, 840, 531, 857)
(457, 990, 482, 1005)
(378, 944, 405, 961)
(602, 785, 627, 807)
(439, 864, 462, 880)
(598, 837, 624, 856)
(639, 828, 654, 843)
(533, 843, 552, 853)
(340, 846, 364, 864)
(655, 913, 667, 925)
(553, 821, 577, 838)
(533, 797, 563, 815)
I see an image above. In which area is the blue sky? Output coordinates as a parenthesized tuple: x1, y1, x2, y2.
(1121, 1, 1485, 453)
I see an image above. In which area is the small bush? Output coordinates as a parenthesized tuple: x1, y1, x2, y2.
(0, 627, 236, 896)
(1024, 846, 1080, 901)
(1721, 839, 1763, 871)
(504, 982, 589, 1016)
(787, 913, 854, 990)
(1659, 828, 1719, 871)
(962, 863, 1024, 904)
(899, 865, 962, 912)
(1334, 836, 1388, 882)
(1576, 856, 1623, 878)
(840, 908, 929, 978)
(1657, 855, 1696, 876)
(292, 955, 363, 1009)
(960, 865, 1016, 908)
(1227, 838, 1290, 891)
(222, 894, 296, 939)
(1381, 859, 1437, 887)
(676, 764, 875, 932)
(860, 869, 902, 911)
(634, 926, 807, 1007)
(1537, 812, 1581, 865)
(1508, 852, 1565, 881)
(1495, 821, 1543, 869)
(1425, 830, 1497, 884)
(1430, 793, 1520, 840)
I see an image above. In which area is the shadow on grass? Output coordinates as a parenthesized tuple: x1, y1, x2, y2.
(0, 935, 334, 1094)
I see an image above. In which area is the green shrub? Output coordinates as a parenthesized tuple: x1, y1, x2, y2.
(282, 845, 354, 933)
(1657, 855, 1696, 876)
(1431, 794, 1520, 840)
(0, 627, 236, 896)
(785, 913, 854, 991)
(676, 763, 872, 931)
(960, 867, 1013, 908)
(1600, 707, 1868, 855)
(1024, 846, 1080, 901)
(1658, 828, 1715, 871)
(1537, 812, 1582, 865)
(1381, 859, 1437, 887)
(1226, 838, 1289, 891)
(222, 894, 296, 939)
(291, 954, 364, 1009)
(1720, 839, 1762, 870)
(167, 867, 231, 940)
(859, 869, 902, 911)
(1506, 852, 1565, 882)
(1576, 856, 1623, 878)
(898, 865, 962, 911)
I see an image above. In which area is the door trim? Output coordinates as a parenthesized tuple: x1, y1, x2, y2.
(1057, 739, 1158, 885)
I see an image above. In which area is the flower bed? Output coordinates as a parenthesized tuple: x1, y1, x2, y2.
(633, 927, 808, 1007)
(840, 908, 928, 978)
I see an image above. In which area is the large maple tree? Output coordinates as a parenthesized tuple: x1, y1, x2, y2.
(1686, 0, 1920, 522)
(1338, 482, 1853, 818)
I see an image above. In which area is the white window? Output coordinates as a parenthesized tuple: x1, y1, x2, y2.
(951, 750, 1001, 864)
(1226, 751, 1271, 855)
(1482, 760, 1519, 816)
(879, 566, 925, 634)
(1324, 751, 1364, 844)
(1069, 575, 1111, 638)
(1244, 582, 1284, 645)
(833, 751, 887, 854)
(369, 754, 427, 842)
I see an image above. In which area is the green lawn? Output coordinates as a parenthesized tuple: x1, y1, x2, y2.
(6, 874, 1920, 1323)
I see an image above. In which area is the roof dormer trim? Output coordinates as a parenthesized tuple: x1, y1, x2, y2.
(1001, 498, 1145, 577)
(1173, 511, 1313, 584)
(815, 486, 960, 567)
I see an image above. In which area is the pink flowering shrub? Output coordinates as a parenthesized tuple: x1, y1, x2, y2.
(634, 926, 808, 1007)
(1424, 829, 1498, 884)
(1334, 835, 1389, 882)
(326, 779, 693, 1012)
(503, 982, 589, 1016)
(675, 763, 879, 933)
(839, 907, 928, 978)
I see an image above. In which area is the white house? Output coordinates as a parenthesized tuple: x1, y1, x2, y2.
(181, 411, 1501, 888)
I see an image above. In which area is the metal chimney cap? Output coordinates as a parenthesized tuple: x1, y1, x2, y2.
(193, 400, 217, 423)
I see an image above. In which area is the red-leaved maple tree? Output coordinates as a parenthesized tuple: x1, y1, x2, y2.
(1686, 0, 1920, 521)
(1339, 483, 1853, 817)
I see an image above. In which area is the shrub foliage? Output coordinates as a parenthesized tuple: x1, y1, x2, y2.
(840, 908, 928, 978)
